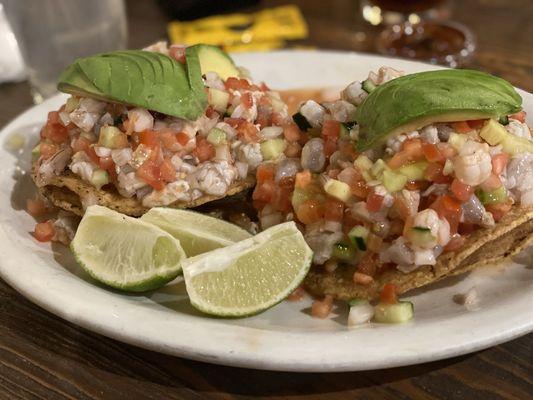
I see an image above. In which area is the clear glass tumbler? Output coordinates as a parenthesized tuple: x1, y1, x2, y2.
(3, 0, 127, 103)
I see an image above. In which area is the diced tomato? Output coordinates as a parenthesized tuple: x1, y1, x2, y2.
(283, 122, 301, 142)
(296, 199, 324, 224)
(458, 223, 476, 235)
(431, 195, 462, 233)
(509, 111, 526, 123)
(486, 201, 512, 222)
(224, 77, 252, 91)
(160, 158, 176, 182)
(322, 120, 340, 157)
(380, 283, 398, 304)
(241, 92, 253, 109)
(295, 170, 312, 188)
(26, 198, 47, 217)
(339, 140, 358, 160)
(252, 181, 276, 203)
(98, 156, 114, 170)
(137, 160, 164, 191)
(404, 180, 430, 191)
(256, 107, 272, 129)
(176, 132, 190, 146)
(444, 234, 467, 252)
(357, 252, 377, 277)
(41, 121, 69, 144)
(491, 153, 509, 175)
(48, 111, 62, 125)
(193, 137, 215, 162)
(159, 130, 179, 151)
(438, 143, 457, 159)
(387, 151, 412, 168)
(71, 136, 92, 153)
(451, 179, 473, 202)
(256, 164, 275, 183)
(259, 82, 270, 92)
(366, 192, 384, 212)
(392, 194, 411, 220)
(422, 143, 445, 163)
(205, 105, 219, 119)
(139, 130, 159, 149)
(425, 162, 452, 184)
(225, 118, 260, 143)
(284, 142, 302, 158)
(311, 295, 333, 319)
(168, 45, 186, 64)
(271, 112, 287, 126)
(275, 181, 293, 213)
(40, 142, 58, 159)
(324, 198, 344, 222)
(402, 138, 424, 157)
(34, 220, 55, 242)
(480, 173, 502, 191)
(467, 119, 487, 129)
(452, 121, 472, 133)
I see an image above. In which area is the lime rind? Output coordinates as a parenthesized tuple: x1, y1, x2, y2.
(182, 222, 313, 317)
(71, 205, 186, 292)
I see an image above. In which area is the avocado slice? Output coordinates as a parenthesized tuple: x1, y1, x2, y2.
(57, 50, 207, 121)
(355, 69, 522, 151)
(187, 44, 239, 80)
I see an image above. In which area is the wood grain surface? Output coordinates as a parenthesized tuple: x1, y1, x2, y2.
(0, 0, 531, 399)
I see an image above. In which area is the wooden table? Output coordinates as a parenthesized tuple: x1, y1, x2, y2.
(0, 0, 531, 398)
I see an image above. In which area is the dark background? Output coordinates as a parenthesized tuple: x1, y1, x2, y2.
(0, 0, 531, 399)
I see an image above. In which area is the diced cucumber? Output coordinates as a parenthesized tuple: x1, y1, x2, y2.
(407, 227, 435, 248)
(347, 298, 368, 307)
(479, 118, 533, 155)
(348, 226, 369, 251)
(397, 161, 428, 181)
(476, 186, 507, 205)
(208, 88, 229, 113)
(90, 169, 109, 189)
(332, 242, 356, 261)
(362, 78, 377, 93)
(207, 128, 227, 145)
(64, 96, 80, 113)
(324, 179, 352, 202)
(291, 188, 311, 210)
(448, 132, 467, 151)
(374, 301, 414, 323)
(292, 112, 312, 131)
(98, 126, 126, 149)
(354, 155, 373, 172)
(31, 144, 41, 160)
(498, 115, 509, 125)
(260, 138, 286, 160)
(382, 169, 408, 192)
(371, 159, 387, 179)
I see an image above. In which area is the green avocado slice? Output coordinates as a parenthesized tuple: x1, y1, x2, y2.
(187, 44, 240, 80)
(57, 50, 207, 121)
(355, 69, 523, 151)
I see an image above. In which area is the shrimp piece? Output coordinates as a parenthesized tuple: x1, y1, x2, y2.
(127, 108, 154, 133)
(453, 140, 492, 186)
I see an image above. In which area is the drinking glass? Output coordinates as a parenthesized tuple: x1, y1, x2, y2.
(3, 0, 127, 103)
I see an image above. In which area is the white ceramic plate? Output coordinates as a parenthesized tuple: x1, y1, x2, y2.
(0, 50, 532, 372)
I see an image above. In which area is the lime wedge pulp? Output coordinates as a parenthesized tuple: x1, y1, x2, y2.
(140, 207, 252, 257)
(71, 205, 186, 292)
(182, 221, 313, 317)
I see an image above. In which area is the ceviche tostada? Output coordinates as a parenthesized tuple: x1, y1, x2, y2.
(26, 45, 533, 324)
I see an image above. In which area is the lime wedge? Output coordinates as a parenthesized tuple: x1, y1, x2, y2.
(140, 207, 251, 257)
(182, 222, 313, 317)
(71, 205, 186, 292)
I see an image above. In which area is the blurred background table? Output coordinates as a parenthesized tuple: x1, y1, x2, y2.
(0, 0, 531, 399)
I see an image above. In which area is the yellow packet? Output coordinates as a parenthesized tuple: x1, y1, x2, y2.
(168, 5, 308, 49)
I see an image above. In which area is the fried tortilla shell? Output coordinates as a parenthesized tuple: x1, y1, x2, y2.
(304, 207, 533, 300)
(34, 168, 255, 217)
